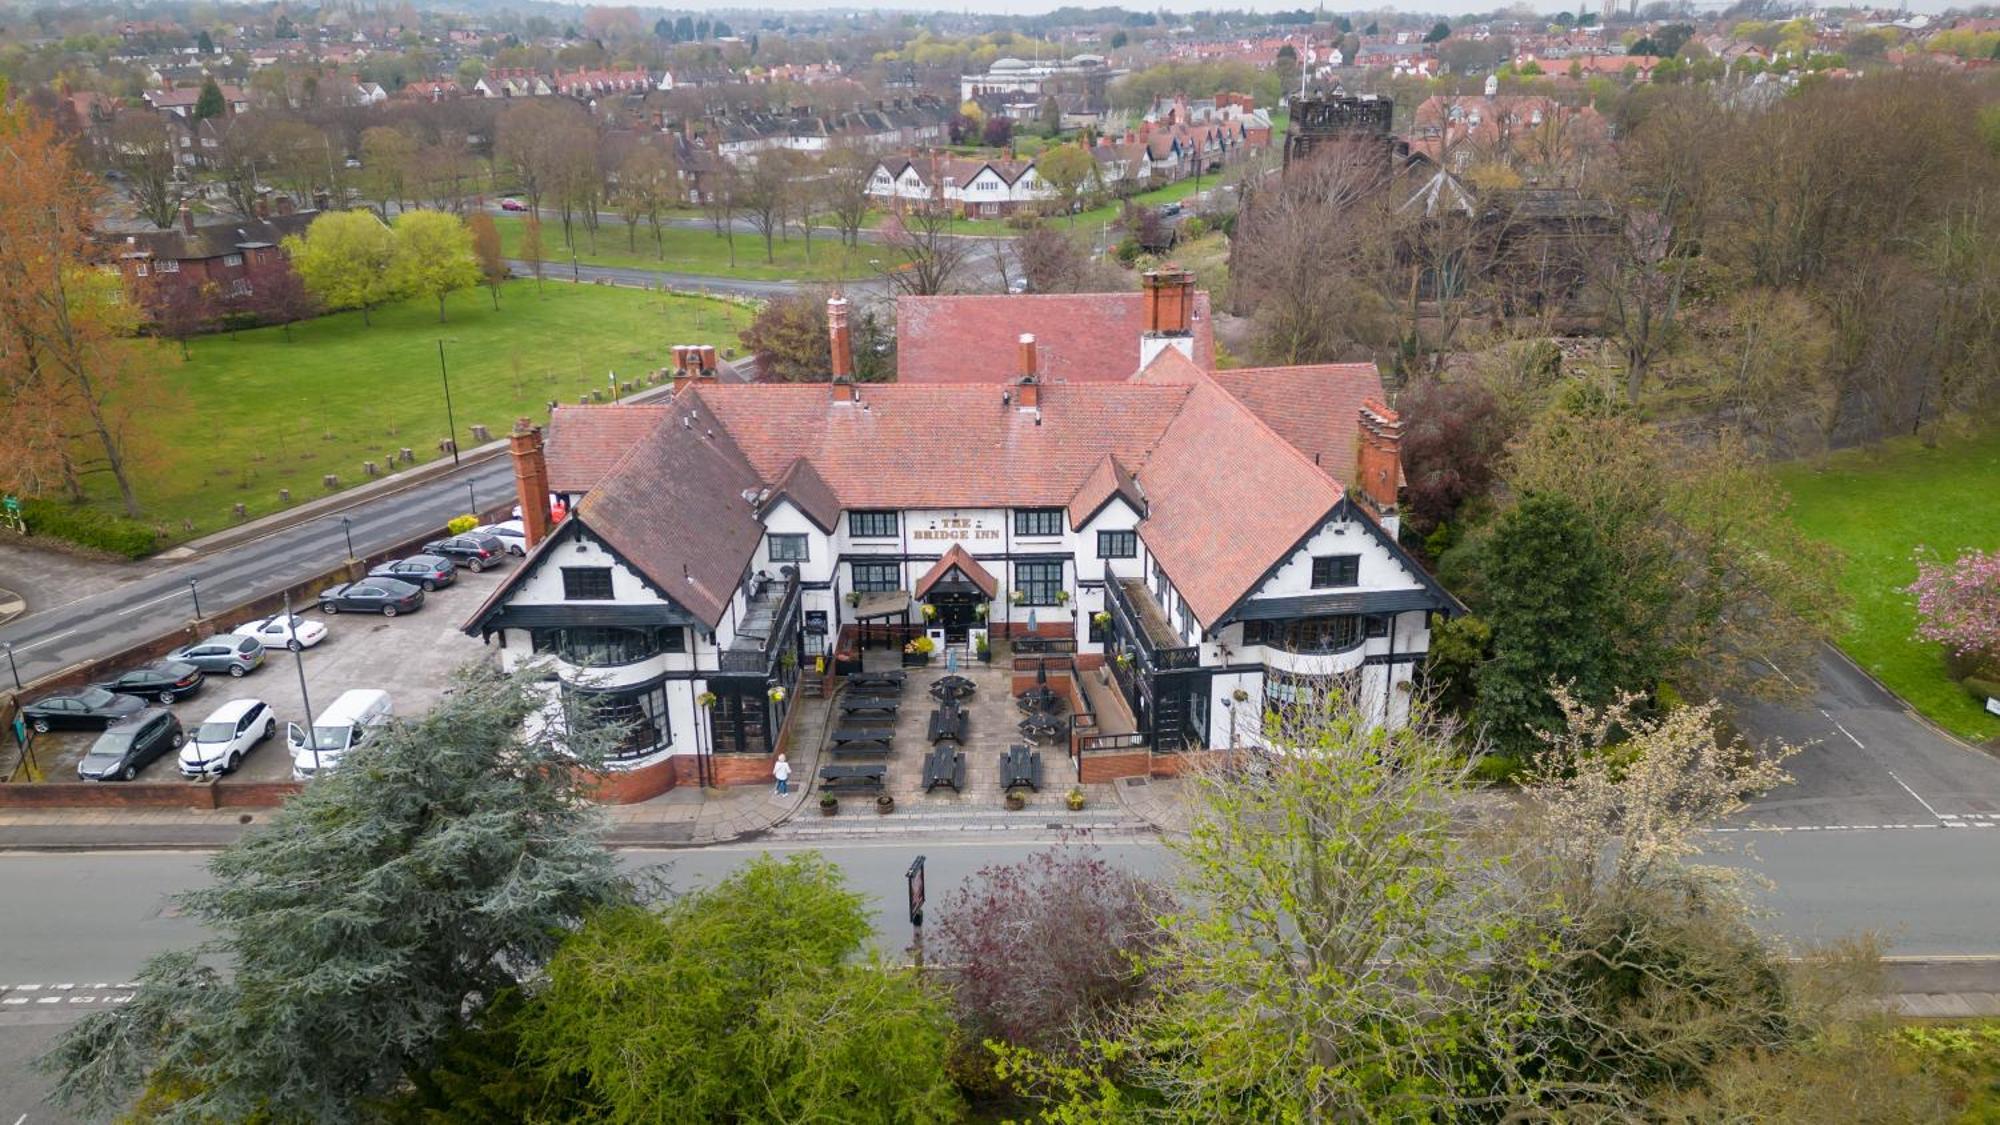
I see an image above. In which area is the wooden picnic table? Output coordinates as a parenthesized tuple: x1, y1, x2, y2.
(847, 671, 905, 687)
(922, 744, 967, 793)
(928, 700, 967, 744)
(847, 682, 903, 699)
(1000, 743, 1044, 791)
(840, 698, 900, 715)
(819, 763, 886, 793)
(830, 741, 890, 760)
(928, 675, 976, 702)
(1018, 713, 1065, 744)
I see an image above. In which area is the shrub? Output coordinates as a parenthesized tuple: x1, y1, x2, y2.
(446, 514, 478, 535)
(1471, 752, 1524, 785)
(20, 499, 158, 558)
(1181, 216, 1209, 239)
(1962, 677, 2000, 703)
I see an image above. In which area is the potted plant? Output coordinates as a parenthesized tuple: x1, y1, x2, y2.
(975, 634, 991, 663)
(1065, 786, 1086, 811)
(845, 590, 862, 609)
(902, 634, 936, 667)
(1004, 787, 1028, 811)
(876, 793, 895, 815)
(1114, 651, 1134, 671)
(1055, 589, 1071, 606)
(779, 648, 798, 672)
(820, 792, 839, 816)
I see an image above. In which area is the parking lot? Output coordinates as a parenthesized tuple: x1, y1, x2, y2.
(20, 562, 503, 786)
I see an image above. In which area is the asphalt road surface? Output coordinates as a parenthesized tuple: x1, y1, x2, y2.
(0, 454, 519, 688)
(5, 831, 1999, 1121)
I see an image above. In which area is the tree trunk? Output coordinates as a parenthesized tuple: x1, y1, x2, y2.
(438, 294, 448, 323)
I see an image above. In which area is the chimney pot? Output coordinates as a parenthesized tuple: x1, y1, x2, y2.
(1017, 333, 1037, 380)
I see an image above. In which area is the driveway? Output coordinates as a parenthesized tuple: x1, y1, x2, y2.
(15, 567, 499, 786)
(1732, 645, 2000, 831)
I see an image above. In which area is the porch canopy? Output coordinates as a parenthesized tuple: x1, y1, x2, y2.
(854, 589, 913, 620)
(914, 544, 998, 601)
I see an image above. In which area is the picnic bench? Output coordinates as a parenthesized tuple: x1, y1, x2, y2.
(840, 697, 900, 716)
(847, 681, 903, 699)
(832, 723, 895, 745)
(819, 763, 886, 793)
(928, 674, 976, 702)
(848, 671, 905, 688)
(927, 701, 967, 744)
(1000, 744, 1045, 792)
(922, 744, 967, 793)
(1018, 713, 1066, 744)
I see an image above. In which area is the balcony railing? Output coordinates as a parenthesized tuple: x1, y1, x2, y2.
(1105, 578, 1199, 672)
(720, 571, 800, 674)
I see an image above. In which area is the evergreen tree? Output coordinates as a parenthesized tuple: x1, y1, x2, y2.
(196, 30, 215, 53)
(653, 16, 670, 39)
(1473, 494, 1625, 753)
(39, 665, 631, 1122)
(192, 77, 226, 120)
(1424, 20, 1453, 43)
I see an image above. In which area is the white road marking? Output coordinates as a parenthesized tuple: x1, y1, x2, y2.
(1, 998, 26, 1006)
(1, 628, 74, 655)
(1818, 708, 1867, 748)
(1886, 769, 1952, 824)
(115, 590, 186, 617)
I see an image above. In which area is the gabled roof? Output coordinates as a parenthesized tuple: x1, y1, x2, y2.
(914, 544, 997, 599)
(764, 456, 840, 533)
(897, 292, 1214, 384)
(569, 398, 767, 628)
(1131, 348, 1345, 627)
(113, 210, 320, 262)
(1211, 364, 1386, 488)
(1067, 452, 1144, 529)
(544, 404, 672, 493)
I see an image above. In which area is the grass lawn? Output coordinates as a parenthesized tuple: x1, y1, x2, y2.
(493, 215, 865, 283)
(97, 280, 751, 542)
(1773, 428, 2000, 742)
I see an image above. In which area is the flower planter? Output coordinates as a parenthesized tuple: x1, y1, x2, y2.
(902, 651, 932, 668)
(1004, 788, 1027, 811)
(819, 797, 839, 817)
(1065, 788, 1086, 812)
(876, 795, 895, 815)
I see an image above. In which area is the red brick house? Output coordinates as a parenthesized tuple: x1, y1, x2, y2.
(110, 203, 320, 324)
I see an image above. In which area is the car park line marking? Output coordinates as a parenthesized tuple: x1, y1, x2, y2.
(1884, 769, 1951, 824)
(1817, 708, 1866, 749)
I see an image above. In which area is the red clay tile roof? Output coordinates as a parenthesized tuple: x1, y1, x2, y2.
(1211, 364, 1385, 488)
(1067, 453, 1144, 529)
(1132, 349, 1346, 626)
(544, 405, 672, 493)
(895, 292, 1214, 383)
(765, 456, 840, 532)
(914, 543, 997, 599)
(685, 381, 1189, 510)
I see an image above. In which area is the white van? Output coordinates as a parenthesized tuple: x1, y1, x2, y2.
(288, 689, 392, 779)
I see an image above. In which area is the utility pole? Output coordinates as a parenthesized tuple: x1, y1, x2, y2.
(284, 590, 318, 776)
(437, 339, 460, 466)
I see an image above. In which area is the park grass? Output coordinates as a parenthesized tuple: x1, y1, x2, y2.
(492, 214, 866, 283)
(1772, 428, 2000, 742)
(93, 280, 751, 543)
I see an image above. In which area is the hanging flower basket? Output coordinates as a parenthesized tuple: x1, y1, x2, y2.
(921, 603, 938, 621)
(1010, 590, 1027, 606)
(974, 602, 989, 619)
(697, 691, 718, 709)
(845, 591, 862, 608)
(767, 686, 786, 703)
(1092, 611, 1112, 629)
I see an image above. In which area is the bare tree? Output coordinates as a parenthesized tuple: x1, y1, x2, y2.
(107, 115, 182, 229)
(737, 155, 790, 264)
(821, 144, 876, 247)
(874, 207, 971, 296)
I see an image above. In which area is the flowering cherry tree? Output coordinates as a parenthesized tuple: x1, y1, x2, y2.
(1907, 548, 2000, 662)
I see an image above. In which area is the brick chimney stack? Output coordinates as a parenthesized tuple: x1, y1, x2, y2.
(509, 417, 552, 550)
(1016, 333, 1040, 410)
(827, 296, 852, 380)
(1354, 399, 1403, 531)
(178, 203, 196, 236)
(1138, 266, 1197, 368)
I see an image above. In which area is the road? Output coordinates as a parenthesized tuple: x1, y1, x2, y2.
(4, 827, 2000, 1121)
(0, 455, 519, 688)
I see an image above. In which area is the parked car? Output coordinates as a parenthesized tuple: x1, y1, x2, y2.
(318, 578, 424, 617)
(499, 197, 528, 212)
(232, 613, 327, 652)
(78, 709, 184, 782)
(421, 533, 507, 572)
(179, 698, 276, 777)
(20, 687, 146, 733)
(289, 689, 393, 779)
(1159, 201, 1183, 217)
(167, 634, 266, 678)
(95, 661, 205, 704)
(475, 520, 527, 557)
(368, 554, 456, 591)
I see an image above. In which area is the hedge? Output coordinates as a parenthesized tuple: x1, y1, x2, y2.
(20, 498, 158, 559)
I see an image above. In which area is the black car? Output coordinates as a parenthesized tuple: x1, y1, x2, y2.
(20, 686, 146, 733)
(421, 534, 507, 573)
(95, 661, 205, 705)
(318, 577, 425, 617)
(77, 709, 184, 782)
(367, 554, 456, 592)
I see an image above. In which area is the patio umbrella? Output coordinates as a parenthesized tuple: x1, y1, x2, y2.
(947, 648, 958, 674)
(1028, 609, 1038, 633)
(1036, 660, 1048, 686)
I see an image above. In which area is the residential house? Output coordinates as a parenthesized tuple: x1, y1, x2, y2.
(142, 82, 249, 118)
(109, 202, 320, 319)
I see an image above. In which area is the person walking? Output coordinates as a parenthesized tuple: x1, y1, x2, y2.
(773, 753, 791, 796)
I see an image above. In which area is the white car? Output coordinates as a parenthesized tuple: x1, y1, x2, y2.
(179, 698, 276, 777)
(232, 613, 328, 652)
(477, 520, 527, 557)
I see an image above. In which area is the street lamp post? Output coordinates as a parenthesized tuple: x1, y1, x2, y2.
(3, 642, 19, 691)
(437, 339, 460, 467)
(284, 591, 318, 776)
(466, 480, 477, 517)
(187, 578, 202, 621)
(340, 515, 355, 561)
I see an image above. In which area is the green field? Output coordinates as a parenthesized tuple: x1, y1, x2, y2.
(1773, 429, 2000, 742)
(98, 280, 751, 541)
(494, 214, 865, 282)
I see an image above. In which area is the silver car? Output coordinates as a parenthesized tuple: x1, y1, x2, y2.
(167, 634, 266, 678)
